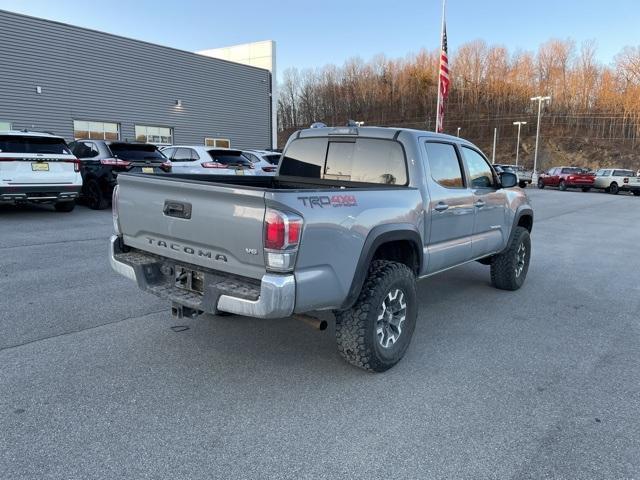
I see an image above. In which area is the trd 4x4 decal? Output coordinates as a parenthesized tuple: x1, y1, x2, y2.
(297, 195, 358, 208)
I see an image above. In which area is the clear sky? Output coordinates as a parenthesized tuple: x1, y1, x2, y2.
(0, 0, 637, 76)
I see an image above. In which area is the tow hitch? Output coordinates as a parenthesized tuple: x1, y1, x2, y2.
(171, 303, 202, 319)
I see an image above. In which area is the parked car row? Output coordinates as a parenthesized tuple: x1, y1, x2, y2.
(1, 129, 281, 212)
(537, 166, 640, 195)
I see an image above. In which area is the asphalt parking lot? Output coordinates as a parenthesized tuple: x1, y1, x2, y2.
(1, 188, 639, 479)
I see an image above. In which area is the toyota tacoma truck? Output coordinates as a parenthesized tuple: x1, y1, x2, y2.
(110, 126, 534, 372)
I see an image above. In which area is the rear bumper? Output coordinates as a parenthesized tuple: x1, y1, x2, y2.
(109, 235, 295, 319)
(0, 184, 81, 202)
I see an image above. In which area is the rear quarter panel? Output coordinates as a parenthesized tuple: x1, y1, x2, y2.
(269, 188, 424, 312)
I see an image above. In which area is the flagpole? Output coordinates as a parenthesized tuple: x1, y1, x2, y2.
(434, 0, 446, 132)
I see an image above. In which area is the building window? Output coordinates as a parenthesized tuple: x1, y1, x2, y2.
(0, 121, 11, 131)
(205, 138, 230, 148)
(135, 125, 173, 145)
(74, 120, 119, 140)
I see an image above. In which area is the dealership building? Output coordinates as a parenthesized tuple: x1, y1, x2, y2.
(0, 9, 274, 149)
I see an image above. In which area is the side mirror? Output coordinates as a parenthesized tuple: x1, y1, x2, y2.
(500, 171, 518, 188)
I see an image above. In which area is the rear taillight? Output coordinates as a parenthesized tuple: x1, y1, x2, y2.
(201, 161, 226, 168)
(112, 185, 121, 235)
(264, 208, 303, 272)
(568, 176, 575, 181)
(101, 158, 131, 168)
(262, 166, 277, 173)
(161, 160, 172, 172)
(0, 158, 17, 162)
(62, 158, 81, 172)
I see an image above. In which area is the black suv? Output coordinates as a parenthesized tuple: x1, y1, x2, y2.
(69, 141, 170, 209)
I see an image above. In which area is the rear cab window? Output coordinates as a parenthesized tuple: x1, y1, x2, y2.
(280, 137, 407, 185)
(613, 170, 634, 177)
(0, 135, 71, 155)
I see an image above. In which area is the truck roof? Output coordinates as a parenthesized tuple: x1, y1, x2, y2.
(296, 126, 475, 146)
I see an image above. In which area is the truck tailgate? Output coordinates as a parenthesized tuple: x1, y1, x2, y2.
(116, 174, 267, 279)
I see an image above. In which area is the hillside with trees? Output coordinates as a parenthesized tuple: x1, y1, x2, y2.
(277, 39, 640, 172)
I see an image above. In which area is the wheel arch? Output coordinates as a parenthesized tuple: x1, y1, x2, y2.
(340, 225, 422, 310)
(505, 207, 533, 250)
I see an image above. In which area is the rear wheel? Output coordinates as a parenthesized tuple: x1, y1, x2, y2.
(490, 227, 531, 291)
(609, 182, 619, 195)
(54, 200, 76, 212)
(559, 180, 568, 191)
(581, 187, 591, 192)
(335, 260, 417, 372)
(537, 179, 545, 189)
(519, 180, 527, 188)
(633, 191, 640, 196)
(86, 178, 109, 210)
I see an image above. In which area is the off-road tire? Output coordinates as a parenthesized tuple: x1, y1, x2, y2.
(609, 182, 619, 195)
(335, 260, 417, 372)
(537, 179, 545, 189)
(490, 227, 531, 291)
(86, 178, 109, 210)
(559, 180, 568, 191)
(54, 201, 76, 212)
(581, 187, 591, 192)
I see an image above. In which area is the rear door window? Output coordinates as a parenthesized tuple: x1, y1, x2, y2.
(425, 142, 464, 188)
(0, 135, 71, 154)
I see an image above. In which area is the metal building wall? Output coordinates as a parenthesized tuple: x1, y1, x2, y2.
(0, 9, 272, 149)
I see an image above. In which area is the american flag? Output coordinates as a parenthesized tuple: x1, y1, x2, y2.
(436, 23, 449, 133)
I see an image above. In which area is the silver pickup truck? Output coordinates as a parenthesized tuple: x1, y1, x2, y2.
(111, 126, 534, 371)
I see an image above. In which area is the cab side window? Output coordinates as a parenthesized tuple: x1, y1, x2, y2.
(425, 142, 464, 188)
(462, 147, 496, 189)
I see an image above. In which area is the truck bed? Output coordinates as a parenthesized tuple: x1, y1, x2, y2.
(145, 172, 409, 191)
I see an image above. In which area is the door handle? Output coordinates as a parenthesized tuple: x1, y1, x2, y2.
(434, 202, 449, 212)
(163, 200, 192, 219)
(474, 200, 486, 208)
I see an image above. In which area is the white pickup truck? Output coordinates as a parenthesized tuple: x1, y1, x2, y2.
(593, 168, 640, 195)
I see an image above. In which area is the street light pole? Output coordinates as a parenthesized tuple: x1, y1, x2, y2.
(457, 127, 461, 137)
(530, 96, 551, 175)
(491, 127, 497, 164)
(513, 121, 527, 166)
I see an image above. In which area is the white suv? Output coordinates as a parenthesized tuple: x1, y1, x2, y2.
(0, 131, 82, 211)
(160, 146, 256, 176)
